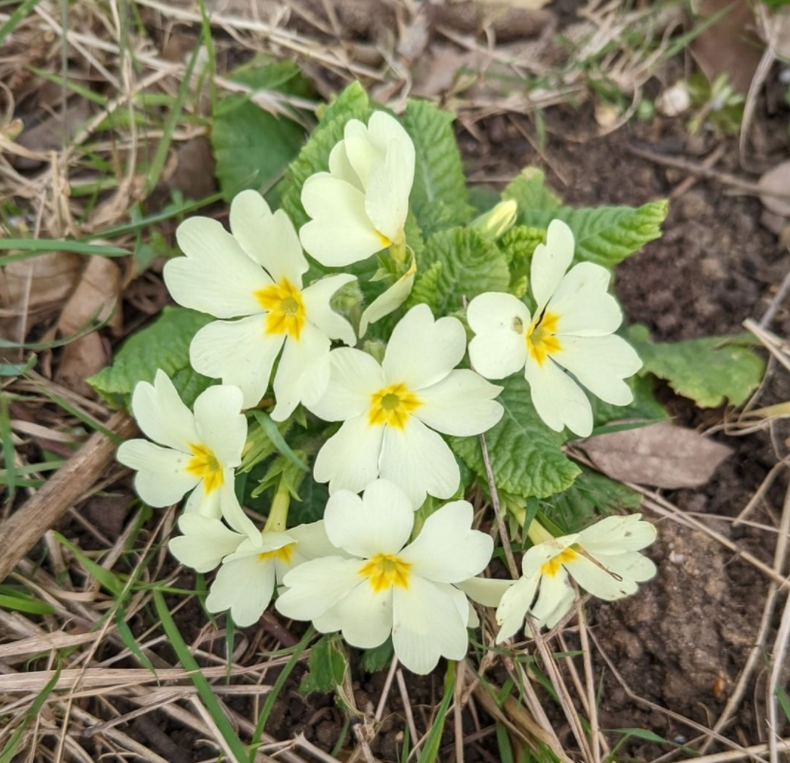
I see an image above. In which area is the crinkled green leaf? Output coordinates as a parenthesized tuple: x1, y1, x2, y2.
(88, 307, 213, 408)
(546, 466, 642, 531)
(502, 167, 562, 223)
(402, 100, 472, 236)
(211, 60, 311, 202)
(522, 201, 669, 267)
(300, 634, 348, 695)
(406, 260, 443, 309)
(592, 375, 668, 427)
(280, 82, 371, 229)
(415, 228, 510, 314)
(627, 325, 765, 408)
(498, 224, 546, 288)
(451, 375, 580, 500)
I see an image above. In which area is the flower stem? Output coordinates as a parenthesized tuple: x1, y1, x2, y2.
(526, 517, 554, 545)
(263, 478, 291, 533)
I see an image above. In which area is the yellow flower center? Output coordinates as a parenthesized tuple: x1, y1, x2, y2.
(255, 277, 307, 340)
(540, 547, 578, 578)
(358, 553, 412, 592)
(185, 443, 224, 494)
(526, 311, 562, 366)
(376, 230, 392, 248)
(257, 543, 295, 564)
(368, 382, 422, 429)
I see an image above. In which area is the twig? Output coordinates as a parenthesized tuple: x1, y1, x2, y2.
(454, 660, 466, 763)
(673, 739, 790, 763)
(374, 656, 399, 722)
(759, 269, 790, 331)
(0, 411, 137, 582)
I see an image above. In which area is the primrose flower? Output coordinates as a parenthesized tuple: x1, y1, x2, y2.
(299, 112, 415, 267)
(276, 480, 494, 675)
(467, 220, 642, 437)
(117, 371, 254, 536)
(170, 514, 336, 627)
(164, 190, 356, 418)
(495, 515, 657, 643)
(308, 304, 504, 508)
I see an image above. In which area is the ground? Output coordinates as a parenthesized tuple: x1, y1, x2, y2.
(1, 0, 789, 761)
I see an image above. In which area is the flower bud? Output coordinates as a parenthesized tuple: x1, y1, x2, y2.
(470, 200, 518, 240)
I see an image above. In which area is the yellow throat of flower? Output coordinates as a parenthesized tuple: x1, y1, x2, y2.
(186, 443, 224, 494)
(359, 553, 412, 592)
(255, 277, 307, 340)
(368, 382, 422, 429)
(526, 311, 562, 366)
(540, 547, 578, 577)
(257, 543, 296, 564)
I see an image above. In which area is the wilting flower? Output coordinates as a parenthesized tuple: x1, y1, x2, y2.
(117, 371, 253, 535)
(164, 190, 356, 418)
(308, 304, 503, 508)
(467, 220, 642, 437)
(170, 514, 336, 627)
(299, 112, 415, 267)
(276, 480, 493, 674)
(495, 515, 657, 643)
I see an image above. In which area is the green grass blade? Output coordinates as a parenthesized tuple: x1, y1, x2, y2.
(0, 592, 55, 615)
(250, 626, 314, 757)
(145, 44, 201, 195)
(417, 661, 455, 763)
(0, 0, 45, 47)
(53, 532, 125, 595)
(0, 394, 16, 500)
(0, 239, 129, 264)
(153, 590, 249, 763)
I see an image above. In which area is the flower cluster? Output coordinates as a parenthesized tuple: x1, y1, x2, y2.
(118, 109, 656, 674)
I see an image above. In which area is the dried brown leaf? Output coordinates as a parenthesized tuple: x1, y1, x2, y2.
(580, 422, 733, 489)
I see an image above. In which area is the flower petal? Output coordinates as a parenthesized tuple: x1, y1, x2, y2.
(392, 578, 469, 675)
(596, 550, 657, 583)
(287, 520, 339, 561)
(564, 555, 640, 601)
(415, 370, 503, 436)
(218, 476, 259, 539)
(307, 348, 385, 422)
(193, 384, 246, 466)
(546, 263, 623, 337)
(467, 292, 531, 380)
(530, 568, 575, 629)
(379, 417, 460, 509)
(530, 219, 574, 310)
(521, 534, 579, 578)
(276, 557, 365, 621)
(300, 174, 385, 267)
(324, 480, 414, 558)
(457, 577, 515, 607)
(167, 217, 272, 318)
(117, 440, 197, 506)
(314, 416, 384, 496)
(328, 141, 363, 190)
(302, 273, 357, 346)
(327, 582, 394, 649)
(272, 325, 331, 422)
(551, 335, 642, 406)
(168, 514, 246, 573)
(129, 370, 198, 451)
(577, 514, 656, 554)
(190, 316, 285, 409)
(359, 257, 416, 339)
(495, 575, 539, 643)
(229, 191, 308, 284)
(206, 554, 275, 627)
(401, 501, 492, 583)
(365, 135, 413, 242)
(382, 305, 466, 391)
(184, 481, 221, 519)
(524, 353, 593, 437)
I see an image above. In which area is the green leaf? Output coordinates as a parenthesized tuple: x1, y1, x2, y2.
(546, 466, 642, 530)
(521, 201, 669, 267)
(498, 224, 546, 288)
(627, 325, 765, 408)
(417, 663, 455, 763)
(360, 638, 394, 673)
(0, 591, 55, 615)
(88, 307, 214, 408)
(280, 83, 371, 229)
(451, 375, 580, 500)
(591, 375, 668, 427)
(502, 167, 562, 223)
(300, 634, 348, 695)
(401, 100, 471, 236)
(53, 532, 125, 595)
(414, 227, 510, 314)
(211, 60, 309, 202)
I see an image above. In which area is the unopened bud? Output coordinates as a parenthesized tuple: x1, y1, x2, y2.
(471, 199, 518, 240)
